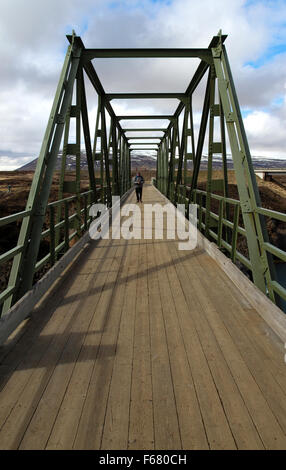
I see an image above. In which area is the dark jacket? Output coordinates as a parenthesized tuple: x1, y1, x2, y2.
(134, 175, 144, 188)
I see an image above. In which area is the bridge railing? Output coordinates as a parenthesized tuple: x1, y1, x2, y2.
(256, 206, 286, 302)
(35, 189, 96, 274)
(0, 187, 103, 315)
(185, 184, 286, 307)
(0, 209, 32, 307)
(154, 179, 286, 309)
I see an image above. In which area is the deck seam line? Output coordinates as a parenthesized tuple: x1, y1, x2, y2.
(162, 242, 210, 449)
(73, 238, 129, 449)
(146, 236, 156, 450)
(153, 238, 184, 449)
(0, 262, 96, 444)
(165, 241, 237, 449)
(195, 253, 286, 443)
(153, 183, 283, 447)
(99, 238, 134, 449)
(173, 241, 283, 447)
(44, 241, 119, 449)
(16, 240, 115, 449)
(127, 228, 145, 449)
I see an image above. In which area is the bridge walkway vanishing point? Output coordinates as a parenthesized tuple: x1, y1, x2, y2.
(1, 184, 286, 450)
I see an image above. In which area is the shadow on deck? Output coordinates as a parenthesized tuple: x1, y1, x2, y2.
(0, 184, 286, 450)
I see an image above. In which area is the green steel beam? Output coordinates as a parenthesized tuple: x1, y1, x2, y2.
(107, 93, 185, 100)
(82, 48, 212, 60)
(3, 36, 82, 311)
(205, 65, 216, 239)
(75, 72, 82, 237)
(174, 98, 190, 204)
(67, 35, 129, 149)
(212, 36, 276, 298)
(100, 101, 112, 206)
(79, 68, 97, 202)
(161, 34, 227, 143)
(118, 115, 173, 120)
(167, 118, 179, 199)
(123, 128, 167, 132)
(130, 143, 159, 146)
(127, 137, 162, 140)
(189, 68, 211, 201)
(111, 115, 120, 195)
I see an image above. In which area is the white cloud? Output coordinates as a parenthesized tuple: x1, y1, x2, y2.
(0, 156, 33, 171)
(244, 105, 286, 156)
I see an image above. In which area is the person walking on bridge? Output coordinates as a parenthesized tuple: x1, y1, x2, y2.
(134, 172, 144, 203)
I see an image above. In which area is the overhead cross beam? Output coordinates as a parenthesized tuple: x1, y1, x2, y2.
(107, 93, 185, 100)
(118, 115, 173, 120)
(127, 137, 162, 140)
(83, 48, 213, 61)
(123, 128, 167, 132)
(129, 142, 161, 145)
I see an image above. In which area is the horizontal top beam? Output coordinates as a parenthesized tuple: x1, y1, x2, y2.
(83, 48, 212, 61)
(130, 148, 158, 151)
(118, 115, 173, 120)
(127, 136, 162, 140)
(106, 93, 185, 100)
(66, 35, 129, 146)
(130, 143, 159, 146)
(123, 128, 167, 132)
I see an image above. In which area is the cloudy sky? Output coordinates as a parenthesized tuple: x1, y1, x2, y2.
(0, 0, 286, 170)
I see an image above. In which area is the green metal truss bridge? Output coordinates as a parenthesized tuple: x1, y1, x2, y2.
(0, 31, 286, 450)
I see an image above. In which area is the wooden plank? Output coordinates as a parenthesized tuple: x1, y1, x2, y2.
(9, 239, 119, 450)
(1, 184, 286, 450)
(153, 238, 209, 449)
(72, 195, 136, 449)
(209, 262, 286, 392)
(100, 236, 140, 449)
(163, 243, 236, 449)
(199, 236, 286, 343)
(191, 253, 286, 447)
(0, 272, 77, 390)
(128, 236, 154, 450)
(45, 241, 127, 449)
(172, 245, 286, 449)
(169, 245, 265, 449)
(0, 272, 90, 450)
(147, 235, 181, 450)
(47, 239, 127, 448)
(0, 241, 111, 449)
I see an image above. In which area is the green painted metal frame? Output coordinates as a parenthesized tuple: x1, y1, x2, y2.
(153, 32, 284, 309)
(117, 115, 173, 120)
(124, 128, 167, 132)
(0, 30, 285, 317)
(2, 33, 82, 312)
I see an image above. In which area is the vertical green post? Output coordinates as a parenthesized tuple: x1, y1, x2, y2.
(212, 38, 274, 296)
(2, 36, 82, 312)
(205, 66, 216, 238)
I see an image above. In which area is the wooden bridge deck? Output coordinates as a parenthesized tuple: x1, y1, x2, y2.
(1, 184, 286, 450)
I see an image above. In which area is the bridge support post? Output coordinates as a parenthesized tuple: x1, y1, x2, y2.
(211, 35, 277, 300)
(2, 34, 83, 313)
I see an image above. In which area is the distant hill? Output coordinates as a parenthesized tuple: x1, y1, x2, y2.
(17, 151, 157, 171)
(17, 151, 286, 172)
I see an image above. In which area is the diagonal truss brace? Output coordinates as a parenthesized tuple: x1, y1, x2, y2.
(2, 35, 82, 312)
(211, 37, 277, 299)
